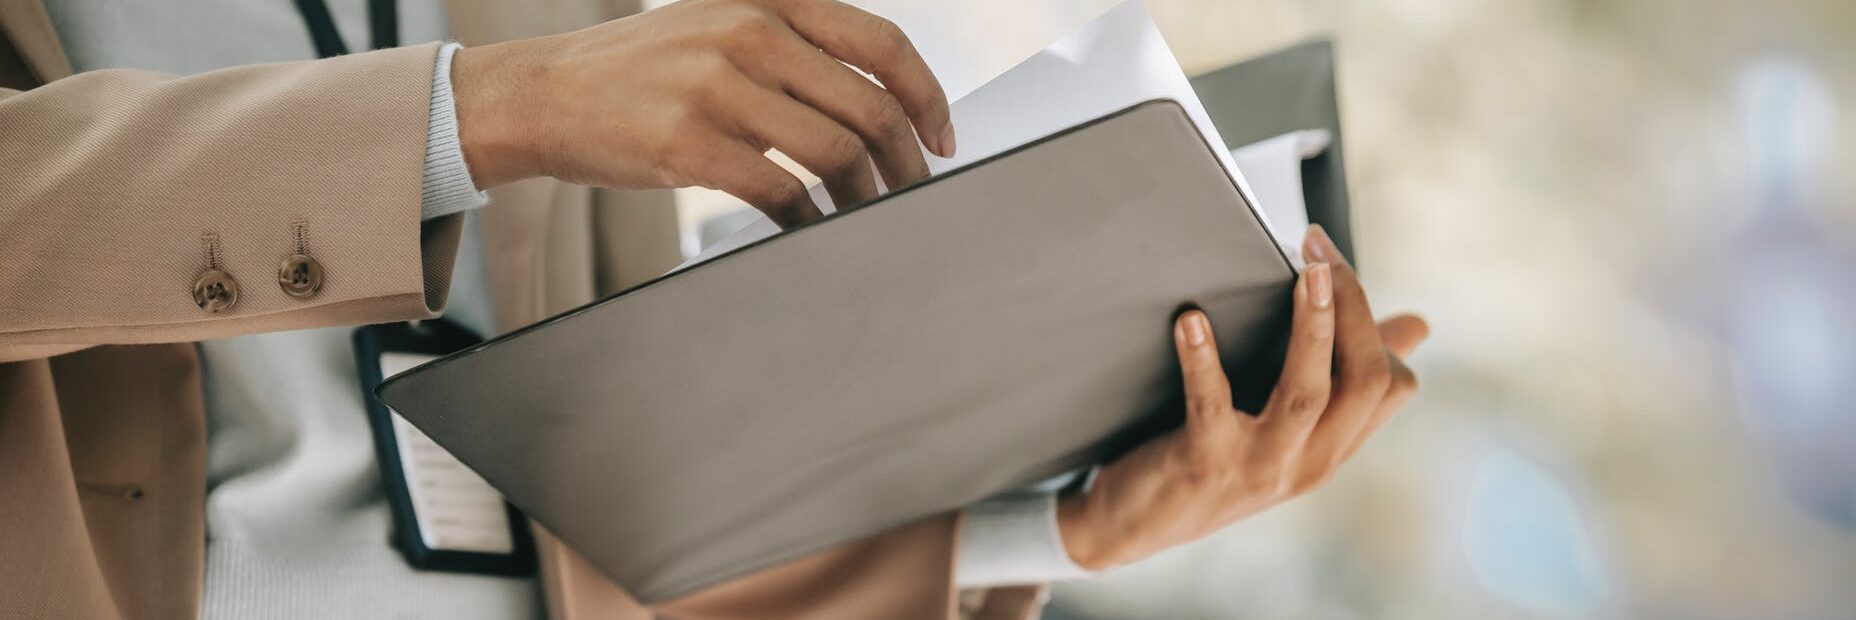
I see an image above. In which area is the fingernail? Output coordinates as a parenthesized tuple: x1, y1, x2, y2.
(1307, 263, 1332, 309)
(938, 124, 957, 158)
(1183, 312, 1208, 347)
(1303, 225, 1329, 263)
(1313, 225, 1340, 259)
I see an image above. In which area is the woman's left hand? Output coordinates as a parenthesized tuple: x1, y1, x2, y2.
(1056, 225, 1429, 571)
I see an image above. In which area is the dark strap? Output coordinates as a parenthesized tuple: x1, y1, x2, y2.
(368, 0, 400, 53)
(293, 0, 400, 59)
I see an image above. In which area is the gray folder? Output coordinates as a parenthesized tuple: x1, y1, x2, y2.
(1191, 38, 1356, 261)
(377, 100, 1296, 603)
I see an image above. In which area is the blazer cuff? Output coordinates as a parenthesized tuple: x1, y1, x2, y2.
(421, 42, 487, 220)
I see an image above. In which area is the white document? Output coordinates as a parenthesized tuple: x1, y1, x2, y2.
(1231, 129, 1332, 263)
(841, 0, 1123, 104)
(683, 0, 1272, 268)
(691, 128, 1328, 262)
(380, 352, 517, 555)
(646, 0, 1122, 103)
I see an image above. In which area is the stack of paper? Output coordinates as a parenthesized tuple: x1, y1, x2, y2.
(686, 0, 1311, 266)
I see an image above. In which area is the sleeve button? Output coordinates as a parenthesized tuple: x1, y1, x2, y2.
(277, 254, 324, 298)
(192, 270, 240, 313)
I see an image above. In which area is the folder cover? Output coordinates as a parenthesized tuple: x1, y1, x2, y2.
(377, 100, 1296, 602)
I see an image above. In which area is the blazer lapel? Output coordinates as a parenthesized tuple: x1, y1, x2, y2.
(0, 0, 72, 82)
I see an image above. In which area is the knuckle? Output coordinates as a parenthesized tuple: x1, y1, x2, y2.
(1271, 477, 1294, 498)
(687, 74, 728, 106)
(665, 106, 711, 143)
(761, 176, 806, 208)
(1367, 363, 1394, 396)
(1180, 453, 1226, 487)
(867, 17, 910, 62)
(1242, 464, 1284, 494)
(858, 92, 911, 140)
(1278, 388, 1327, 418)
(1300, 328, 1333, 353)
(1343, 357, 1393, 397)
(821, 130, 868, 173)
(1186, 393, 1227, 418)
(683, 54, 737, 94)
(693, 48, 734, 76)
(722, 5, 781, 40)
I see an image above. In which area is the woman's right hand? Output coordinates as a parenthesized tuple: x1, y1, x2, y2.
(453, 0, 955, 228)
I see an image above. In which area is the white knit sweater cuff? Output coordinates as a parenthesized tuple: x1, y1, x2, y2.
(955, 491, 1096, 589)
(421, 42, 488, 220)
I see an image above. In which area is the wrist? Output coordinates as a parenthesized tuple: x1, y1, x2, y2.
(1055, 494, 1114, 571)
(452, 39, 550, 189)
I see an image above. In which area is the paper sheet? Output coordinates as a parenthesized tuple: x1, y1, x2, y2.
(692, 128, 1330, 258)
(842, 0, 1123, 104)
(683, 0, 1271, 268)
(644, 0, 1123, 103)
(1231, 129, 1332, 263)
(381, 352, 516, 555)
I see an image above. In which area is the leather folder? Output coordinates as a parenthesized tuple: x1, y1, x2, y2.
(377, 99, 1296, 602)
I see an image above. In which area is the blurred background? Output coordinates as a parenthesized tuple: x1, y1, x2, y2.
(666, 0, 1856, 617)
(1046, 0, 1856, 618)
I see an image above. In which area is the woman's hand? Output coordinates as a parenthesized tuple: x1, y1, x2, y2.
(453, 0, 954, 227)
(1056, 225, 1430, 570)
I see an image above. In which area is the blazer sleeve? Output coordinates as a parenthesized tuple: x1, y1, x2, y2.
(0, 42, 462, 362)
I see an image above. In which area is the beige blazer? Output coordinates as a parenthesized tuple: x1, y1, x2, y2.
(0, 0, 1044, 617)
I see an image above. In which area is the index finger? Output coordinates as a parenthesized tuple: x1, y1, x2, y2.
(1173, 310, 1237, 459)
(771, 0, 956, 158)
